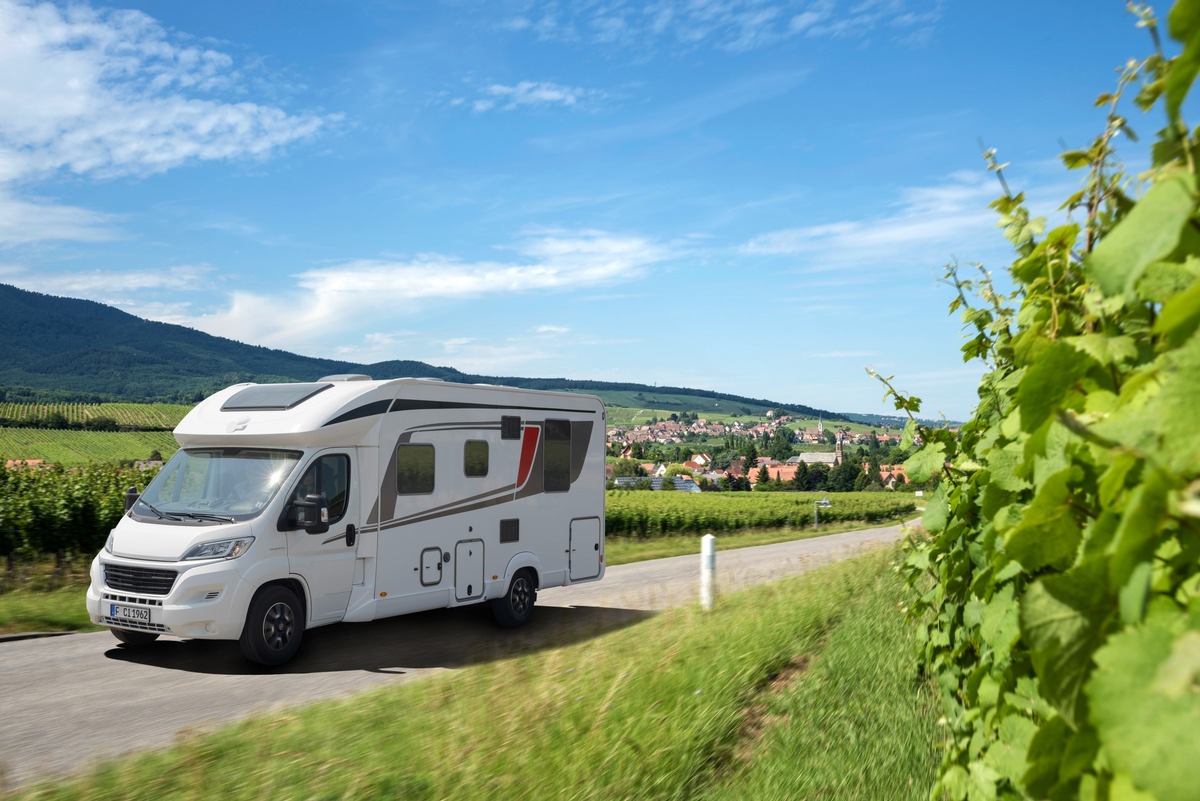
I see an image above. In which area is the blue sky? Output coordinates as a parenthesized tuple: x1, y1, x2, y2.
(0, 0, 1169, 420)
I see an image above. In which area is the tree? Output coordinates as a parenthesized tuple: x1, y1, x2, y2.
(610, 458, 646, 478)
(768, 427, 794, 461)
(828, 460, 860, 492)
(742, 441, 759, 471)
(806, 463, 829, 492)
(790, 461, 809, 490)
(756, 464, 771, 485)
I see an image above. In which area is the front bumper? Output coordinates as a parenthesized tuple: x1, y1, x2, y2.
(86, 553, 257, 641)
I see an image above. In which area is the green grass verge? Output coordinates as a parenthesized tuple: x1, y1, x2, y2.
(6, 548, 939, 801)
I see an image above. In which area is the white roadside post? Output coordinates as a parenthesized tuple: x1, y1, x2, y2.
(700, 533, 716, 611)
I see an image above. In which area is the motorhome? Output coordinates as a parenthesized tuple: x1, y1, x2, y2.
(86, 376, 606, 665)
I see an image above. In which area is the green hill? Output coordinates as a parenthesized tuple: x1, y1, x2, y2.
(0, 283, 843, 421)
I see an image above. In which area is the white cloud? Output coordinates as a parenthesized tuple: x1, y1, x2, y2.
(3, 263, 212, 293)
(536, 325, 570, 334)
(468, 80, 599, 113)
(0, 186, 119, 244)
(0, 0, 333, 243)
(741, 172, 1003, 271)
(184, 229, 670, 353)
(506, 0, 941, 53)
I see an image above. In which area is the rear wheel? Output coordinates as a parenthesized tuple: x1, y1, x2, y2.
(110, 628, 159, 646)
(491, 569, 536, 628)
(240, 585, 304, 666)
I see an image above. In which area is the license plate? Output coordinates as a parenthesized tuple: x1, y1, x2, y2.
(110, 603, 152, 623)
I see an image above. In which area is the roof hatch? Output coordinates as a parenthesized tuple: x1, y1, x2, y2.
(221, 383, 333, 412)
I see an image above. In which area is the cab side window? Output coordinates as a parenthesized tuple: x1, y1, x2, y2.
(295, 454, 351, 523)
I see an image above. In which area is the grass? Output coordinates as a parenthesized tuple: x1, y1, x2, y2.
(5, 548, 940, 801)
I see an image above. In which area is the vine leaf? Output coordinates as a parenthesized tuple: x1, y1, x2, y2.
(1087, 619, 1200, 801)
(1017, 342, 1096, 430)
(1168, 0, 1200, 120)
(1003, 468, 1083, 571)
(1020, 558, 1112, 727)
(1086, 172, 1196, 297)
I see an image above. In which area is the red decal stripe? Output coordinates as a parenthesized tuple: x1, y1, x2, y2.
(517, 425, 541, 487)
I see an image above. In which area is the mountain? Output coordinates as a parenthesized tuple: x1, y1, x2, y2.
(0, 283, 844, 419)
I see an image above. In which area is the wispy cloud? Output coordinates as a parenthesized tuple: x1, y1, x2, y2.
(0, 0, 335, 244)
(0, 186, 120, 244)
(186, 229, 670, 353)
(468, 80, 602, 112)
(533, 69, 809, 150)
(741, 171, 1004, 272)
(504, 0, 942, 53)
(2, 263, 213, 296)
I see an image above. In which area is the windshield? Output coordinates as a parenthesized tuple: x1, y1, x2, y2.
(134, 448, 302, 523)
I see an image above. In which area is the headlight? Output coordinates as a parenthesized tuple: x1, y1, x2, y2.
(104, 532, 115, 554)
(182, 537, 255, 560)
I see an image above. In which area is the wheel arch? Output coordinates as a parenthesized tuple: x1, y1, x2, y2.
(239, 577, 308, 636)
(500, 552, 541, 594)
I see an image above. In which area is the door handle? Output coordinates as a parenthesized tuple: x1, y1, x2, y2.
(346, 524, 357, 547)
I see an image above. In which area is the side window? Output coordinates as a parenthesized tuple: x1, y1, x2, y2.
(295, 454, 351, 524)
(397, 444, 435, 494)
(544, 419, 571, 493)
(464, 440, 488, 477)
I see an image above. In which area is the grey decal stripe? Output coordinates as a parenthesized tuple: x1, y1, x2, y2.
(323, 400, 391, 427)
(390, 483, 518, 522)
(324, 397, 596, 428)
(379, 491, 517, 530)
(389, 399, 597, 414)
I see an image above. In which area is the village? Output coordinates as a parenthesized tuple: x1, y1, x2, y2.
(605, 411, 912, 492)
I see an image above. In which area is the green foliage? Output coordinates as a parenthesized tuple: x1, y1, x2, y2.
(0, 463, 158, 560)
(879, 6, 1200, 799)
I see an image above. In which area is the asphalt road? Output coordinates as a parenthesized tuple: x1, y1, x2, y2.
(0, 522, 910, 791)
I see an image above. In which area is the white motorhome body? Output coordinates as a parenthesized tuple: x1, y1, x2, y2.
(86, 376, 606, 665)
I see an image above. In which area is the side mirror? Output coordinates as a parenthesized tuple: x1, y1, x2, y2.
(284, 492, 330, 534)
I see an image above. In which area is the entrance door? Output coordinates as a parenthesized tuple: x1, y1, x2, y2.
(286, 451, 358, 622)
(569, 517, 602, 580)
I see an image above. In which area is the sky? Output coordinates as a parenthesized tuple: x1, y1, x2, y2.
(0, 0, 1173, 421)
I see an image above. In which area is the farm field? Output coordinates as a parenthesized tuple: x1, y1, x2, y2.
(0, 429, 178, 466)
(0, 402, 191, 429)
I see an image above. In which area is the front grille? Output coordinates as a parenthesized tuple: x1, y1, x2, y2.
(104, 564, 178, 596)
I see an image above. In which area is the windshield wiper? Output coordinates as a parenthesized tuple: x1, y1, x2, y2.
(136, 499, 181, 521)
(174, 512, 237, 524)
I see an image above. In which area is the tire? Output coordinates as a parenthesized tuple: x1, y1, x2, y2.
(491, 569, 536, 628)
(240, 585, 304, 666)
(110, 628, 159, 646)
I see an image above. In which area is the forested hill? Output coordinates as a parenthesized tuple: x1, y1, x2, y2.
(0, 284, 843, 419)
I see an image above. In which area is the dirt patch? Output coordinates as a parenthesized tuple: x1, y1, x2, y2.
(730, 654, 812, 766)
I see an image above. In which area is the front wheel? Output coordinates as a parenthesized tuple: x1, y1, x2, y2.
(110, 628, 159, 646)
(240, 585, 304, 666)
(491, 569, 536, 628)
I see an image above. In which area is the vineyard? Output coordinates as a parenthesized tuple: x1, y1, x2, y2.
(0, 430, 178, 466)
(0, 402, 191, 429)
(0, 463, 160, 566)
(606, 491, 915, 537)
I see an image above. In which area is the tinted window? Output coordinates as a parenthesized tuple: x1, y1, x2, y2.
(397, 444, 435, 494)
(544, 419, 571, 492)
(464, 440, 488, 477)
